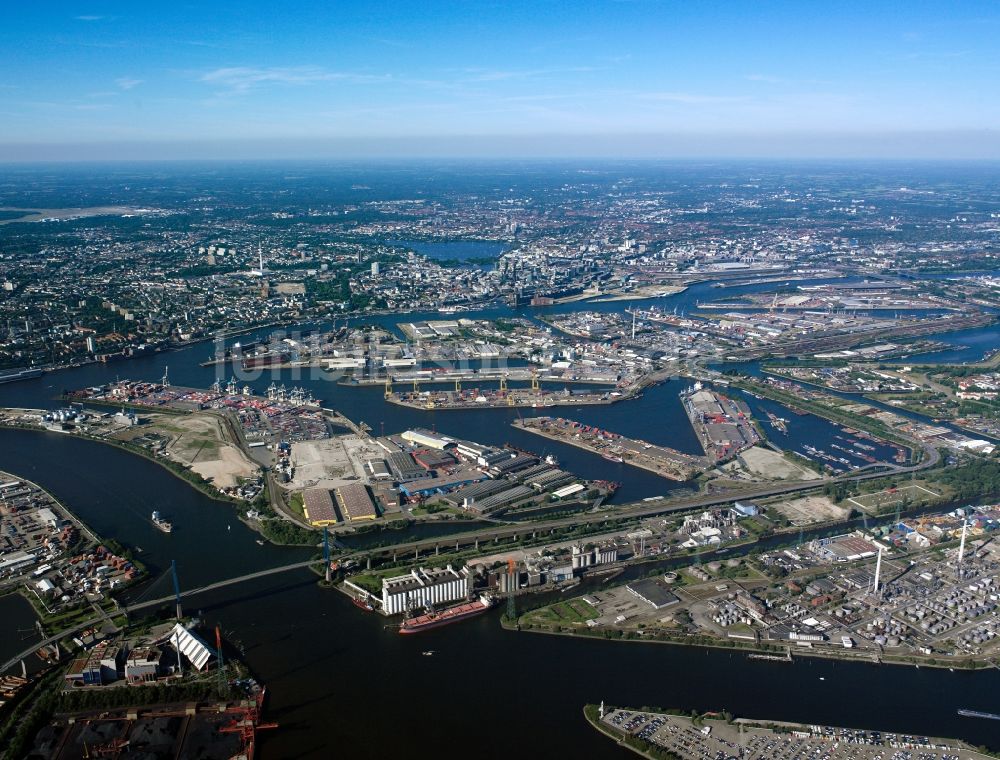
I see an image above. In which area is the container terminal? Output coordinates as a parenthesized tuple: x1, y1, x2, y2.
(512, 416, 709, 481)
(680, 383, 762, 461)
(384, 382, 628, 410)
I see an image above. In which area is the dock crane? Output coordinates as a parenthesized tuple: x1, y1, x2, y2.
(530, 369, 540, 392)
(384, 377, 393, 399)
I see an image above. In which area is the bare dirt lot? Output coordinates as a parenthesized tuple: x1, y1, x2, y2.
(736, 446, 821, 481)
(770, 494, 848, 526)
(118, 412, 259, 489)
(285, 435, 389, 491)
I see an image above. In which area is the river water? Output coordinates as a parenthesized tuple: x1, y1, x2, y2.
(1, 277, 999, 757)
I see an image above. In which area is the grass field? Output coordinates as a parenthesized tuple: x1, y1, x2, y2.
(525, 598, 596, 627)
(847, 483, 940, 514)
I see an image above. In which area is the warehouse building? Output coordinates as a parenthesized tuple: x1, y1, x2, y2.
(381, 565, 471, 615)
(466, 484, 535, 515)
(366, 459, 392, 480)
(626, 579, 680, 610)
(412, 449, 456, 471)
(303, 488, 338, 526)
(397, 469, 486, 498)
(335, 483, 378, 521)
(402, 428, 456, 451)
(387, 451, 431, 482)
(490, 453, 538, 476)
(443, 479, 510, 508)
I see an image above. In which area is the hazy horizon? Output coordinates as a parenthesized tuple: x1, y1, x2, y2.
(2, 130, 1000, 163)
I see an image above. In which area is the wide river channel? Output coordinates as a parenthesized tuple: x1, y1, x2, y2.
(1, 275, 999, 757)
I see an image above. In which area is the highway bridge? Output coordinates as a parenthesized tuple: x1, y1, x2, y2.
(0, 558, 324, 675)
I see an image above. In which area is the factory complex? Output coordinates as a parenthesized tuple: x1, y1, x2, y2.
(293, 426, 615, 527)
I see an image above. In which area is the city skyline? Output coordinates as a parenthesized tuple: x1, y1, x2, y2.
(3, 1, 1000, 160)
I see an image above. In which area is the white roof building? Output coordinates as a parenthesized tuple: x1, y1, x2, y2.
(165, 623, 213, 671)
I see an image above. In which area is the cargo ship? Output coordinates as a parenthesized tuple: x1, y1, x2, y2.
(399, 596, 496, 634)
(0, 367, 43, 384)
(151, 510, 173, 533)
(958, 708, 1000, 721)
(766, 411, 788, 434)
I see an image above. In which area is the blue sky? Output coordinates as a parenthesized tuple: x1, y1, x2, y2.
(2, 1, 999, 159)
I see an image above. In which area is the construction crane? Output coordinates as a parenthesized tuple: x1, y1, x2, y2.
(215, 625, 226, 694)
(220, 698, 278, 760)
(83, 737, 130, 758)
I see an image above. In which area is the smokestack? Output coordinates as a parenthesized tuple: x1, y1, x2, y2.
(958, 518, 969, 574)
(873, 547, 883, 596)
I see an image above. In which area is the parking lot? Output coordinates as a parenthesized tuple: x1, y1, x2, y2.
(600, 709, 991, 760)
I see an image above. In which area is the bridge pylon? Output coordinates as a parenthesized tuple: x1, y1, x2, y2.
(171, 559, 182, 620)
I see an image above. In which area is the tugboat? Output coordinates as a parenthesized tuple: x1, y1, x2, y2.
(151, 510, 173, 533)
(352, 596, 374, 612)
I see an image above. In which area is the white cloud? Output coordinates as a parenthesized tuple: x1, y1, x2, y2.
(465, 66, 598, 82)
(74, 15, 103, 21)
(636, 91, 750, 104)
(200, 66, 385, 93)
(116, 77, 142, 90)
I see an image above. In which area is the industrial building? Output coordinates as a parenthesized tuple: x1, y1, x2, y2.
(124, 646, 160, 684)
(64, 641, 124, 687)
(464, 484, 535, 515)
(571, 543, 618, 569)
(626, 579, 680, 610)
(334, 483, 378, 521)
(443, 479, 511, 509)
(397, 470, 486, 498)
(387, 451, 430, 481)
(303, 488, 338, 526)
(163, 622, 214, 672)
(381, 565, 471, 615)
(401, 429, 456, 451)
(366, 459, 392, 480)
